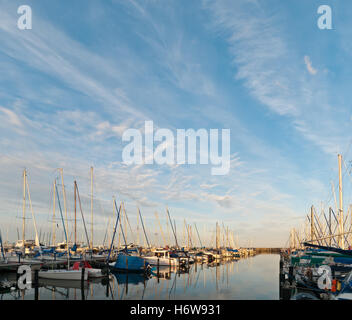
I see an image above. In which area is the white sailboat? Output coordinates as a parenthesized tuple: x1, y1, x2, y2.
(71, 261, 106, 279)
(143, 249, 179, 266)
(38, 269, 88, 281)
(39, 170, 87, 282)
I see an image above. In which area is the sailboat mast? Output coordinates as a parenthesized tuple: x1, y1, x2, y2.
(123, 202, 127, 245)
(60, 169, 69, 245)
(53, 180, 56, 247)
(185, 220, 188, 249)
(154, 212, 166, 247)
(137, 210, 140, 246)
(22, 169, 26, 250)
(76, 181, 90, 248)
(74, 180, 77, 245)
(166, 208, 178, 248)
(226, 227, 229, 248)
(138, 208, 150, 248)
(26, 173, 40, 247)
(194, 223, 203, 248)
(216, 223, 219, 249)
(310, 206, 314, 244)
(90, 167, 94, 251)
(350, 204, 352, 247)
(338, 154, 344, 249)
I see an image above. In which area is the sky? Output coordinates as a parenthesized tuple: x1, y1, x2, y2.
(0, 0, 352, 247)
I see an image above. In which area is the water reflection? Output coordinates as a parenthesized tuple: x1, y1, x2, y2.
(0, 254, 279, 300)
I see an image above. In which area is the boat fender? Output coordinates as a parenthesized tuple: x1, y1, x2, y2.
(331, 279, 337, 293)
(337, 280, 341, 292)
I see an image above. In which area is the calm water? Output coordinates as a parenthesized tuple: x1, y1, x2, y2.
(0, 254, 279, 300)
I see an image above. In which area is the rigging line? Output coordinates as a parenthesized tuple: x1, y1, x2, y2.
(167, 208, 178, 248)
(107, 200, 121, 263)
(322, 159, 350, 209)
(114, 199, 127, 248)
(102, 216, 110, 247)
(75, 182, 90, 248)
(118, 202, 127, 248)
(329, 209, 349, 245)
(194, 223, 203, 248)
(186, 223, 193, 248)
(54, 180, 68, 246)
(138, 208, 150, 249)
(123, 202, 135, 244)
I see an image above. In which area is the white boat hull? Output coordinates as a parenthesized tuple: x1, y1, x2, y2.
(143, 256, 178, 266)
(87, 268, 104, 278)
(39, 270, 88, 281)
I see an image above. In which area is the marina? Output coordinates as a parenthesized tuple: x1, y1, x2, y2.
(279, 154, 352, 300)
(0, 167, 262, 299)
(1, 0, 352, 305)
(0, 254, 279, 300)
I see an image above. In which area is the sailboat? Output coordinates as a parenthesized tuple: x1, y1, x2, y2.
(143, 248, 179, 266)
(38, 268, 88, 280)
(108, 199, 151, 273)
(39, 170, 87, 281)
(71, 261, 106, 278)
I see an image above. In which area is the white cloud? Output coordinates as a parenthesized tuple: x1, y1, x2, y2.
(304, 56, 318, 75)
(0, 106, 22, 127)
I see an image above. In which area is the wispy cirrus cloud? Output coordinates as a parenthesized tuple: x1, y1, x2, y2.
(304, 56, 318, 75)
(0, 106, 22, 127)
(1, 0, 351, 247)
(203, 0, 350, 157)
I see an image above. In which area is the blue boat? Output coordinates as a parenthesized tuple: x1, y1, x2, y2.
(109, 253, 150, 273)
(334, 257, 352, 265)
(112, 271, 149, 285)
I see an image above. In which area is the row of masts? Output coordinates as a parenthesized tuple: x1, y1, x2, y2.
(21, 167, 95, 251)
(289, 154, 351, 250)
(17, 167, 245, 251)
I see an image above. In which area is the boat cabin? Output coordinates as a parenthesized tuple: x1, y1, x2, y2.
(153, 249, 171, 259)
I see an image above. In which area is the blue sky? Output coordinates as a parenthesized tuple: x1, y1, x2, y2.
(0, 0, 352, 247)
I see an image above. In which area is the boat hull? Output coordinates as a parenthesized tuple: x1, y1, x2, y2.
(38, 270, 88, 281)
(109, 254, 149, 273)
(143, 256, 178, 266)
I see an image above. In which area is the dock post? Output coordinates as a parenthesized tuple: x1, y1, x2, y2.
(289, 266, 294, 285)
(126, 273, 129, 295)
(178, 258, 181, 277)
(34, 270, 39, 301)
(81, 267, 85, 300)
(279, 256, 283, 300)
(106, 277, 109, 298)
(105, 260, 110, 298)
(157, 258, 160, 283)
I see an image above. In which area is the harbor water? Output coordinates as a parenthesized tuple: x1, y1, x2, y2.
(0, 254, 279, 300)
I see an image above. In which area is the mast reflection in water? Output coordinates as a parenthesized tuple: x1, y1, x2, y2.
(0, 254, 279, 300)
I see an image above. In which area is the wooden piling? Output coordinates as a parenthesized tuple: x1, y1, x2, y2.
(81, 267, 85, 300)
(157, 258, 160, 283)
(34, 270, 39, 301)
